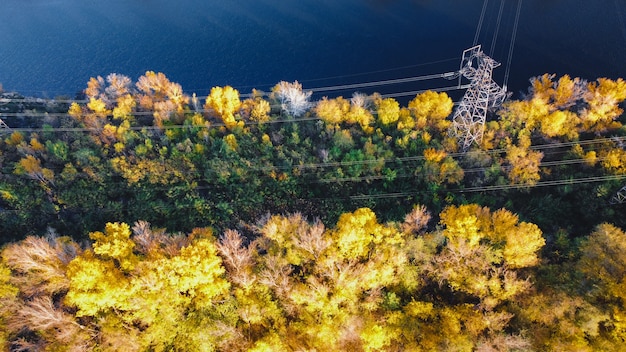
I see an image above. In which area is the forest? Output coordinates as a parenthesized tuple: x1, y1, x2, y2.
(0, 71, 626, 350)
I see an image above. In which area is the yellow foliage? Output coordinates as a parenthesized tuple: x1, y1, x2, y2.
(347, 105, 374, 133)
(65, 250, 133, 317)
(224, 133, 238, 152)
(599, 148, 626, 174)
(89, 222, 136, 271)
(154, 237, 229, 306)
(505, 145, 543, 186)
(87, 97, 110, 115)
(492, 209, 544, 268)
(553, 75, 583, 108)
(111, 156, 189, 185)
(68, 102, 83, 119)
(501, 97, 550, 132)
(112, 94, 136, 120)
(101, 123, 118, 145)
(316, 96, 350, 124)
(422, 148, 464, 185)
(0, 261, 17, 350)
(581, 78, 626, 133)
(580, 224, 626, 302)
(15, 155, 54, 185)
(29, 137, 45, 152)
(396, 107, 415, 131)
(435, 205, 544, 306)
(409, 90, 453, 132)
(360, 324, 394, 352)
(205, 86, 242, 129)
(5, 131, 23, 146)
(540, 110, 580, 139)
(113, 142, 125, 153)
(243, 97, 271, 122)
(249, 333, 288, 352)
(424, 148, 446, 163)
(442, 205, 545, 268)
(375, 97, 400, 125)
(331, 208, 403, 260)
(262, 133, 272, 145)
(439, 204, 488, 248)
(530, 73, 556, 102)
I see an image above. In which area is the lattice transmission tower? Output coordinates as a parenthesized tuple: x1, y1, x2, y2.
(450, 45, 508, 150)
(0, 118, 9, 134)
(610, 185, 626, 205)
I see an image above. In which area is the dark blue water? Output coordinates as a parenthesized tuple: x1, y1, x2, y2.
(1, 0, 625, 100)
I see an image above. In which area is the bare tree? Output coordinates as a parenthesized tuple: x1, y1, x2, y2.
(271, 81, 312, 117)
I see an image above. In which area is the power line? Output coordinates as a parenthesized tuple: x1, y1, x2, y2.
(490, 0, 506, 57)
(615, 0, 626, 47)
(2, 161, 624, 214)
(503, 0, 523, 89)
(213, 72, 462, 100)
(0, 88, 453, 122)
(474, 0, 489, 46)
(0, 57, 461, 103)
(349, 175, 626, 201)
(2, 130, 622, 186)
(380, 84, 470, 98)
(230, 57, 462, 90)
(0, 71, 460, 107)
(305, 73, 457, 94)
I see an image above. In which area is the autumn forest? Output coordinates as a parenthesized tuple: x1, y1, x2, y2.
(1, 71, 626, 351)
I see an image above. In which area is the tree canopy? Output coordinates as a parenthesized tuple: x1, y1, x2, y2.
(1, 71, 626, 350)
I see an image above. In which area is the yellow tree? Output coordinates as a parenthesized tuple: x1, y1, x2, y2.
(539, 110, 580, 139)
(581, 78, 626, 133)
(136, 71, 189, 126)
(218, 209, 411, 351)
(205, 85, 242, 130)
(65, 223, 233, 351)
(515, 288, 609, 351)
(420, 148, 464, 185)
(0, 260, 17, 350)
(399, 204, 544, 350)
(579, 223, 626, 344)
(346, 93, 375, 133)
(14, 154, 55, 187)
(504, 135, 543, 187)
(530, 74, 586, 110)
(375, 97, 400, 126)
(241, 91, 271, 123)
(315, 96, 350, 125)
(433, 204, 544, 308)
(408, 90, 454, 133)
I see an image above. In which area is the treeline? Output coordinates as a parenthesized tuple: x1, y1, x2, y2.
(0, 72, 626, 350)
(0, 72, 625, 241)
(1, 205, 626, 351)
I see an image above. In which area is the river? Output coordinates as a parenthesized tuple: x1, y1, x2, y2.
(1, 0, 624, 101)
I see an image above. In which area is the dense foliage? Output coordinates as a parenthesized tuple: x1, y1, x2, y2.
(1, 73, 625, 240)
(0, 206, 625, 350)
(1, 72, 626, 350)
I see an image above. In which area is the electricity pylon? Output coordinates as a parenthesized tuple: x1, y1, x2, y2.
(610, 185, 626, 205)
(0, 118, 9, 133)
(451, 45, 508, 150)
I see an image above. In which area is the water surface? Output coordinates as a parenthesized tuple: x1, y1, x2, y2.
(1, 0, 624, 99)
